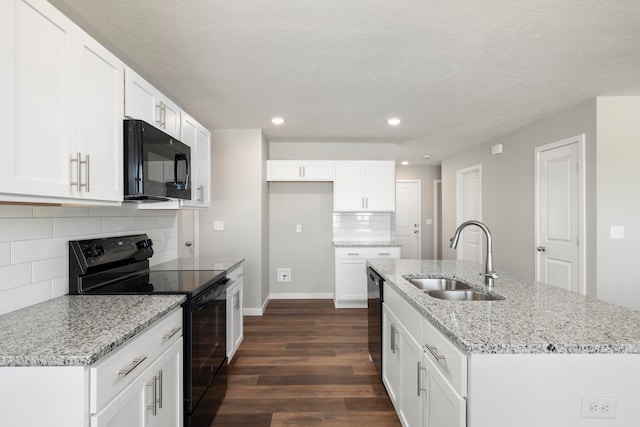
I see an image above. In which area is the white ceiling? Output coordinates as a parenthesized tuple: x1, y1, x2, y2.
(51, 0, 640, 165)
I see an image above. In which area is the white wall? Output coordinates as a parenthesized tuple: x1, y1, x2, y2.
(200, 129, 269, 314)
(0, 204, 178, 315)
(595, 97, 640, 309)
(441, 99, 597, 295)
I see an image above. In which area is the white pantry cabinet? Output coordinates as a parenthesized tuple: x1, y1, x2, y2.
(0, 0, 123, 204)
(267, 160, 335, 181)
(333, 247, 400, 308)
(180, 113, 211, 208)
(226, 264, 244, 361)
(125, 67, 182, 140)
(333, 161, 396, 212)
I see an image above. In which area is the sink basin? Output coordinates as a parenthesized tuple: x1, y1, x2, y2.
(427, 290, 504, 301)
(406, 277, 472, 291)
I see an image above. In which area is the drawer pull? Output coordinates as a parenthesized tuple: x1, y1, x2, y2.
(347, 252, 360, 256)
(417, 361, 427, 397)
(119, 356, 147, 377)
(425, 343, 446, 362)
(162, 327, 182, 343)
(377, 252, 390, 256)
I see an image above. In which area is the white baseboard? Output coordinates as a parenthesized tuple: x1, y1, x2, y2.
(270, 292, 334, 300)
(243, 295, 270, 316)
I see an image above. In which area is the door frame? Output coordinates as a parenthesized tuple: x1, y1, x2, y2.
(433, 179, 441, 259)
(534, 134, 586, 294)
(456, 165, 482, 261)
(396, 179, 422, 259)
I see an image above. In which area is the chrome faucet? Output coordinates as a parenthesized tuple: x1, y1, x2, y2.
(449, 220, 498, 289)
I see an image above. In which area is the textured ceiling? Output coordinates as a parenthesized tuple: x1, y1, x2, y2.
(50, 0, 640, 164)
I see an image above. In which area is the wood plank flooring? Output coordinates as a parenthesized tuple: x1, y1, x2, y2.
(211, 299, 401, 427)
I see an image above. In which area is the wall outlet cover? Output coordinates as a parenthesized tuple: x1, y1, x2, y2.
(277, 268, 291, 282)
(213, 220, 224, 231)
(581, 396, 617, 419)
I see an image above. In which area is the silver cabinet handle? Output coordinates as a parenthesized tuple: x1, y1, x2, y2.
(162, 327, 182, 342)
(70, 152, 80, 191)
(119, 355, 147, 377)
(365, 197, 368, 208)
(377, 252, 390, 256)
(425, 343, 446, 363)
(390, 324, 395, 353)
(302, 165, 305, 178)
(81, 154, 90, 192)
(147, 378, 157, 415)
(161, 103, 167, 128)
(347, 252, 360, 256)
(198, 185, 204, 202)
(157, 370, 163, 409)
(362, 197, 365, 208)
(156, 102, 163, 126)
(233, 292, 240, 310)
(417, 361, 427, 396)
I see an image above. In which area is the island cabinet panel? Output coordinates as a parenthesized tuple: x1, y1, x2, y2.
(467, 353, 640, 426)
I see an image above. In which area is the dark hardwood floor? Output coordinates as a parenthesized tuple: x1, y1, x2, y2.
(211, 299, 401, 427)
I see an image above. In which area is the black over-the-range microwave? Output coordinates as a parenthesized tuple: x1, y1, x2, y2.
(124, 119, 191, 202)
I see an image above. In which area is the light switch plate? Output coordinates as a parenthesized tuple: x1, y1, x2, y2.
(610, 226, 624, 239)
(213, 220, 224, 231)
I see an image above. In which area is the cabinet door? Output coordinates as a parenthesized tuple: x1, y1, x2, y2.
(364, 161, 396, 211)
(382, 305, 401, 407)
(124, 67, 157, 125)
(195, 126, 211, 207)
(301, 161, 334, 181)
(157, 94, 181, 140)
(334, 162, 365, 211)
(334, 258, 367, 307)
(179, 114, 199, 207)
(76, 31, 124, 202)
(421, 352, 466, 427)
(152, 339, 183, 427)
(0, 0, 77, 199)
(267, 161, 304, 181)
(232, 278, 244, 353)
(399, 325, 422, 427)
(91, 372, 146, 427)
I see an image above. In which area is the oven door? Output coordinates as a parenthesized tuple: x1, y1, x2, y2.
(184, 284, 227, 422)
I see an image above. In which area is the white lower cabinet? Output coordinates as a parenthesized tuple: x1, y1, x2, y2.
(334, 247, 400, 308)
(383, 283, 466, 427)
(226, 264, 244, 361)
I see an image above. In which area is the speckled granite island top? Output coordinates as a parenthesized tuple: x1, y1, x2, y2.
(0, 295, 185, 367)
(151, 257, 244, 272)
(333, 241, 402, 247)
(368, 259, 640, 355)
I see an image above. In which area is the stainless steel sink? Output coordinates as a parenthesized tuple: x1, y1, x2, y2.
(427, 289, 505, 301)
(406, 277, 471, 291)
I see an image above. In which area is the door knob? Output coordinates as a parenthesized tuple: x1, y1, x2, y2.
(536, 246, 546, 252)
(185, 241, 192, 247)
(414, 230, 419, 234)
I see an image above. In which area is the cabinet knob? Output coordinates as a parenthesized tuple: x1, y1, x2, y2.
(185, 241, 192, 247)
(537, 246, 546, 252)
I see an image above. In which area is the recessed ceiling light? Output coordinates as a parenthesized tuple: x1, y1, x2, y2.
(387, 117, 401, 126)
(272, 117, 285, 125)
(401, 161, 409, 166)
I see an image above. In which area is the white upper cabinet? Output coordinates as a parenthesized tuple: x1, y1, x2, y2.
(0, 0, 123, 204)
(334, 161, 396, 212)
(267, 161, 335, 181)
(124, 67, 182, 139)
(180, 113, 211, 208)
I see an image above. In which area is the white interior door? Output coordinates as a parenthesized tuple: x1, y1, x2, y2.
(395, 180, 421, 259)
(456, 166, 482, 263)
(535, 137, 583, 293)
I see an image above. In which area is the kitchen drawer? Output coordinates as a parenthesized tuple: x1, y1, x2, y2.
(423, 318, 467, 397)
(227, 264, 244, 283)
(334, 247, 400, 259)
(89, 307, 183, 413)
(383, 283, 421, 340)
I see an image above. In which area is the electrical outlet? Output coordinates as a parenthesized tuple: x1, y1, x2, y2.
(581, 396, 617, 419)
(277, 268, 291, 282)
(296, 224, 302, 233)
(610, 226, 624, 239)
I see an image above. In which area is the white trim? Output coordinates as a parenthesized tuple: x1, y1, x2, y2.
(434, 179, 442, 259)
(396, 179, 422, 259)
(243, 295, 270, 316)
(534, 134, 586, 295)
(455, 165, 483, 261)
(270, 293, 334, 300)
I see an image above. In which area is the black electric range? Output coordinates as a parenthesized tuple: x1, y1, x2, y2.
(69, 234, 229, 427)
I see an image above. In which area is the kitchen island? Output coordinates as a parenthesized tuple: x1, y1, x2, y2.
(368, 258, 640, 426)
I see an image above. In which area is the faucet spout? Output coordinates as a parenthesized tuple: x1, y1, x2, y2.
(450, 220, 498, 289)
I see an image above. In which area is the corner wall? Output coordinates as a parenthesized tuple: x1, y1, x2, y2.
(441, 99, 597, 295)
(200, 129, 269, 314)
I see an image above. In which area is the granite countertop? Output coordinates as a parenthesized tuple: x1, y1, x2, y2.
(152, 257, 244, 272)
(333, 241, 402, 248)
(368, 259, 640, 355)
(0, 295, 185, 367)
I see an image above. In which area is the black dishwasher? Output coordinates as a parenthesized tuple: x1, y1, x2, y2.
(367, 266, 384, 379)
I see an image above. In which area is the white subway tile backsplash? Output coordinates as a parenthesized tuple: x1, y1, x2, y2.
(0, 218, 54, 242)
(53, 217, 103, 237)
(11, 237, 68, 264)
(0, 263, 32, 292)
(332, 212, 392, 242)
(0, 205, 33, 218)
(0, 280, 52, 315)
(0, 206, 179, 315)
(0, 243, 10, 267)
(33, 256, 67, 282)
(33, 206, 89, 218)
